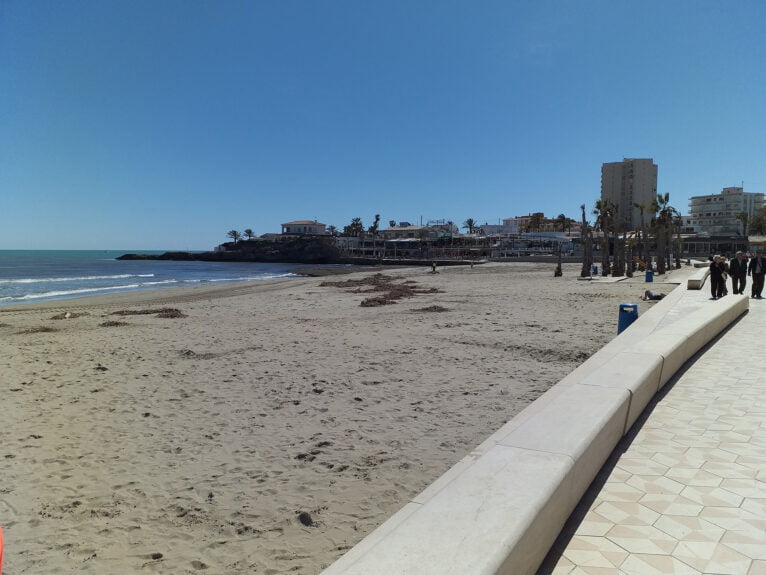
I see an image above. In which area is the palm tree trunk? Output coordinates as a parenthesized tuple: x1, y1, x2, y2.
(611, 231, 623, 276)
(580, 205, 593, 277)
(656, 232, 667, 274)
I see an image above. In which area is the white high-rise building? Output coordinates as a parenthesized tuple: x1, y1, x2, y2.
(601, 158, 658, 230)
(687, 187, 764, 235)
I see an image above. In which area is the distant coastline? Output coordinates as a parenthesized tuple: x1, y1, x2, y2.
(116, 235, 482, 268)
(116, 238, 582, 268)
(116, 250, 581, 267)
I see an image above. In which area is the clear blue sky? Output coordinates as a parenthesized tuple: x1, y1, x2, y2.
(2, 0, 764, 250)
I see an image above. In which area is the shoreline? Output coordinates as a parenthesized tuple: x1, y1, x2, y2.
(0, 264, 385, 312)
(1, 263, 669, 574)
(0, 276, 307, 312)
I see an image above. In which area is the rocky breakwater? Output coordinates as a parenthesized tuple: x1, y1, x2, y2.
(117, 238, 343, 264)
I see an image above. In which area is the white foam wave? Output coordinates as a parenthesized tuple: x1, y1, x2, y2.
(138, 280, 178, 287)
(0, 272, 302, 305)
(1, 284, 142, 302)
(181, 273, 300, 283)
(0, 274, 155, 285)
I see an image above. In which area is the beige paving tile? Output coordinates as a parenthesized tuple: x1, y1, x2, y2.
(699, 507, 766, 532)
(605, 467, 633, 483)
(719, 443, 766, 458)
(741, 498, 766, 516)
(573, 510, 614, 537)
(615, 457, 669, 476)
(664, 467, 723, 487)
(672, 540, 752, 573)
(597, 482, 646, 502)
(652, 451, 704, 469)
(639, 428, 678, 441)
(562, 535, 629, 568)
(618, 553, 701, 574)
(735, 455, 766, 470)
(638, 493, 704, 516)
(605, 524, 679, 554)
(702, 460, 759, 479)
(570, 567, 621, 575)
(683, 446, 739, 463)
(626, 473, 685, 495)
(653, 515, 725, 542)
(680, 485, 745, 507)
(721, 531, 766, 560)
(720, 478, 766, 498)
(548, 555, 576, 574)
(667, 435, 722, 449)
(706, 430, 754, 442)
(592, 501, 661, 526)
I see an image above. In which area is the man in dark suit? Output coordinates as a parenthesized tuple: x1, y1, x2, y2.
(748, 252, 766, 298)
(729, 251, 748, 295)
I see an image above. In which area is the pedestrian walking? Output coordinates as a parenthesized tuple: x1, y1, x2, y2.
(748, 253, 766, 298)
(710, 255, 726, 299)
(729, 251, 748, 295)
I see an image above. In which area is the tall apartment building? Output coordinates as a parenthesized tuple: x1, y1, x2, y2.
(687, 187, 764, 235)
(601, 158, 658, 230)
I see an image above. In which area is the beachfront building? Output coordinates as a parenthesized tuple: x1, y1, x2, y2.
(601, 158, 658, 230)
(687, 187, 764, 235)
(481, 215, 578, 236)
(281, 220, 328, 235)
(379, 224, 442, 240)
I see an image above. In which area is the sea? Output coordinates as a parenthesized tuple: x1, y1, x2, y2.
(0, 250, 330, 307)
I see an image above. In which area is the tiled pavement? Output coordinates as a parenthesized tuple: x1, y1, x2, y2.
(539, 288, 766, 575)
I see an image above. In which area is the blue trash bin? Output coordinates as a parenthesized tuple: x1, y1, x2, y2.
(592, 265, 598, 275)
(618, 303, 639, 334)
(645, 269, 654, 282)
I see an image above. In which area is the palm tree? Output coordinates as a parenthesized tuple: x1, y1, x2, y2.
(367, 214, 381, 258)
(556, 213, 568, 233)
(327, 225, 338, 237)
(580, 204, 594, 277)
(593, 200, 615, 275)
(463, 218, 478, 234)
(227, 230, 242, 243)
(621, 216, 634, 277)
(671, 208, 684, 268)
(243, 228, 255, 240)
(388, 219, 396, 229)
(651, 193, 673, 274)
(368, 214, 381, 235)
(343, 217, 364, 237)
(736, 212, 749, 236)
(750, 208, 766, 235)
(527, 212, 544, 233)
(610, 213, 627, 277)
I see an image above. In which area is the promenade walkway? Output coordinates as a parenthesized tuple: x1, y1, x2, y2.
(540, 281, 766, 574)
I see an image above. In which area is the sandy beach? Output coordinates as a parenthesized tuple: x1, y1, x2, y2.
(0, 262, 672, 574)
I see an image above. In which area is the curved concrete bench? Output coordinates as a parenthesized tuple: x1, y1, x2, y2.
(686, 266, 710, 290)
(320, 293, 748, 575)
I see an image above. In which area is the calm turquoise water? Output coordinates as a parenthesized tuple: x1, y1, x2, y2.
(0, 250, 316, 306)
